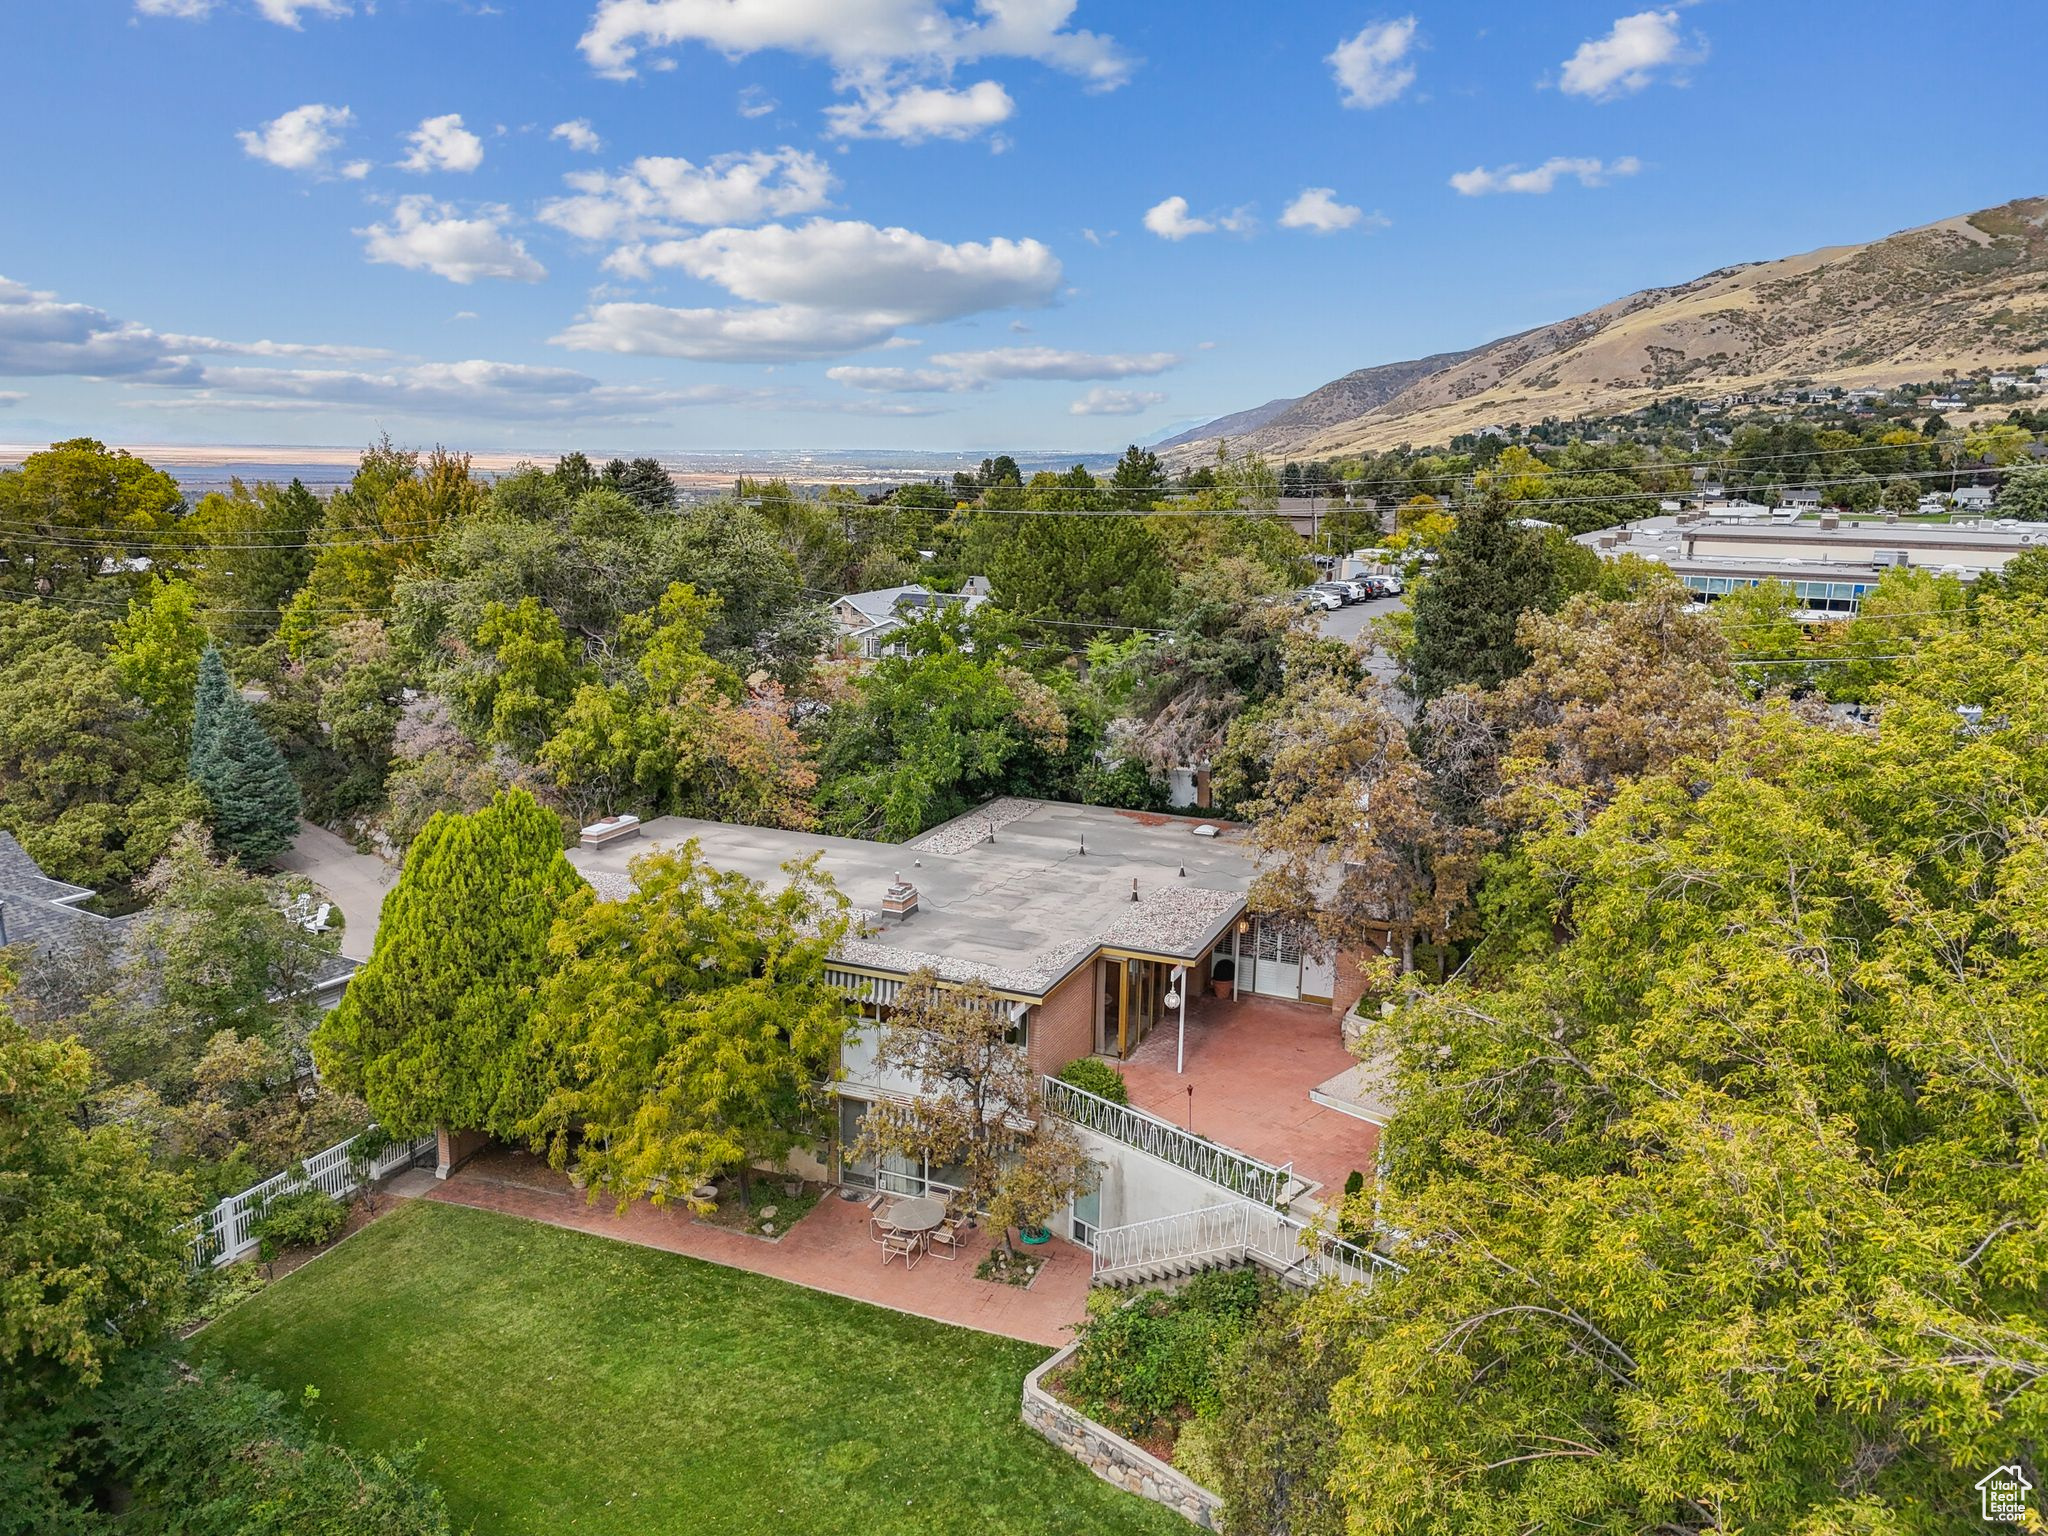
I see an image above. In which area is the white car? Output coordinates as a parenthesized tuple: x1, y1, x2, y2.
(1298, 587, 1343, 612)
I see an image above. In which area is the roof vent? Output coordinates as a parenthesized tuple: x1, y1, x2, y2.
(882, 872, 919, 919)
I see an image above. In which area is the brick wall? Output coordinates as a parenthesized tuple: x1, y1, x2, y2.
(1331, 947, 1372, 1022)
(1028, 962, 1098, 1078)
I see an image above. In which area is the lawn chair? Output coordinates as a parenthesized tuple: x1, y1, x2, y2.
(926, 1215, 964, 1262)
(880, 1229, 922, 1270)
(866, 1192, 900, 1244)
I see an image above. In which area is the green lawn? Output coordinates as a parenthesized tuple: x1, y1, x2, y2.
(193, 1200, 1183, 1536)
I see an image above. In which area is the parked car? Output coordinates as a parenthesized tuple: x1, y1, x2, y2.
(1298, 587, 1343, 612)
(1312, 582, 1358, 606)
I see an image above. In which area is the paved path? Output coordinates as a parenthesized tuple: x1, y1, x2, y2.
(272, 821, 396, 961)
(426, 1169, 1091, 1348)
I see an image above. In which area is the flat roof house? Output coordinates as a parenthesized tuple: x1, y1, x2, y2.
(565, 799, 1386, 1244)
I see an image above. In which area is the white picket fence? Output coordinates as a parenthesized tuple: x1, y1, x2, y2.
(182, 1126, 436, 1271)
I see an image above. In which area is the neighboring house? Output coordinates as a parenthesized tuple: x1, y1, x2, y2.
(829, 583, 990, 658)
(0, 831, 358, 1008)
(1953, 484, 1994, 513)
(1780, 487, 1823, 511)
(564, 798, 1388, 1250)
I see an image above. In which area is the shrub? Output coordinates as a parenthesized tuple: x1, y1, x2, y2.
(253, 1188, 347, 1263)
(1061, 1269, 1273, 1441)
(1056, 1057, 1129, 1105)
(1343, 1168, 1365, 1199)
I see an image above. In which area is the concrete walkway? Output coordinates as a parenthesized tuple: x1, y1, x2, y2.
(425, 1168, 1091, 1348)
(273, 821, 395, 961)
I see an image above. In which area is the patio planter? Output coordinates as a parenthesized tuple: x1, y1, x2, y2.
(1209, 979, 1234, 1000)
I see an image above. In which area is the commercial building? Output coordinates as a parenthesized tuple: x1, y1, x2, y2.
(1582, 509, 2046, 615)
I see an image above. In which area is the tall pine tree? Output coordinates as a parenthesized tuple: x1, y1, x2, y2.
(1406, 492, 1600, 699)
(310, 788, 581, 1139)
(187, 645, 301, 864)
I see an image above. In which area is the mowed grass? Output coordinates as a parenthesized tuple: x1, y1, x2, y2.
(192, 1200, 1184, 1536)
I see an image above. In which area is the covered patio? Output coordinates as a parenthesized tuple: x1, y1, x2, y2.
(1117, 992, 1382, 1203)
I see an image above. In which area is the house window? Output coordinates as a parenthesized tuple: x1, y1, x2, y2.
(1070, 1181, 1101, 1248)
(835, 1096, 962, 1198)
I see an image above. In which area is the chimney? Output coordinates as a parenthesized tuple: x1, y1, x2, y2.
(881, 871, 919, 919)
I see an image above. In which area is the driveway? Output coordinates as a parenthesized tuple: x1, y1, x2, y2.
(274, 821, 396, 961)
(1318, 594, 1408, 691)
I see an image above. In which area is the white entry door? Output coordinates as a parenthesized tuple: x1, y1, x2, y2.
(1250, 921, 1302, 1000)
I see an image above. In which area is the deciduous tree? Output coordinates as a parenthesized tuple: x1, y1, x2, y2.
(517, 845, 851, 1208)
(850, 970, 1093, 1253)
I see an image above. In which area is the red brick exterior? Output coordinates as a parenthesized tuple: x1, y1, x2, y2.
(436, 1126, 489, 1180)
(1028, 963, 1099, 1078)
(1331, 947, 1373, 1023)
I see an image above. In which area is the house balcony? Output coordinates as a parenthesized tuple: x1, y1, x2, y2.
(1114, 991, 1384, 1206)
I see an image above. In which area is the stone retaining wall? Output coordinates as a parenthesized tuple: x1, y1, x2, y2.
(1021, 1341, 1222, 1530)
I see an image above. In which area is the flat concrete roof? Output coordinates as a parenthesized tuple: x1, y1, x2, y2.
(564, 797, 1256, 998)
(1685, 521, 2044, 554)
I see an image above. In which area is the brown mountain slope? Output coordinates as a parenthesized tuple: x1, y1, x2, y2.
(1170, 197, 2048, 462)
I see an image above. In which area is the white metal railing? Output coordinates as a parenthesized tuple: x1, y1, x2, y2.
(181, 1126, 435, 1271)
(1040, 1075, 1295, 1205)
(1090, 1200, 1402, 1289)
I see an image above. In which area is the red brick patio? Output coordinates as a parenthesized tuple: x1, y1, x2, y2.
(1117, 992, 1380, 1202)
(424, 1158, 1090, 1348)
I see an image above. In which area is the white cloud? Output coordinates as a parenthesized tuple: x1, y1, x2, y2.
(927, 346, 1178, 380)
(825, 79, 1014, 142)
(237, 103, 357, 175)
(1328, 16, 1417, 109)
(578, 0, 1130, 88)
(0, 273, 382, 385)
(825, 365, 987, 393)
(1143, 196, 1212, 241)
(358, 198, 546, 284)
(551, 118, 603, 153)
(538, 148, 833, 242)
(401, 114, 485, 174)
(1449, 155, 1641, 196)
(138, 0, 350, 21)
(553, 303, 901, 363)
(1279, 187, 1385, 234)
(167, 359, 694, 420)
(614, 218, 1061, 324)
(0, 271, 734, 427)
(0, 392, 26, 408)
(252, 0, 350, 24)
(558, 219, 1061, 364)
(1559, 10, 1701, 101)
(1070, 387, 1165, 416)
(826, 346, 1178, 393)
(737, 85, 778, 118)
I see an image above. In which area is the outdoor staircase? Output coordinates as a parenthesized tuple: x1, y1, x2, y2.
(1089, 1201, 1399, 1291)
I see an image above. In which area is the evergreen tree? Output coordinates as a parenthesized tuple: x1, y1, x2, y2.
(187, 645, 301, 864)
(310, 788, 581, 1139)
(1406, 493, 1599, 699)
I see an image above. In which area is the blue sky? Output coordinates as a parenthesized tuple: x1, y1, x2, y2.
(2, 0, 2043, 455)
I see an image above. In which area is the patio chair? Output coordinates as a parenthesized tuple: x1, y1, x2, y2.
(880, 1229, 922, 1270)
(926, 1216, 964, 1261)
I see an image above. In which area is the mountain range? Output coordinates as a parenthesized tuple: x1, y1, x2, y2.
(1160, 197, 2048, 464)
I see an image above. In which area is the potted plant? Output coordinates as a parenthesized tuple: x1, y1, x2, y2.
(1210, 956, 1236, 1000)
